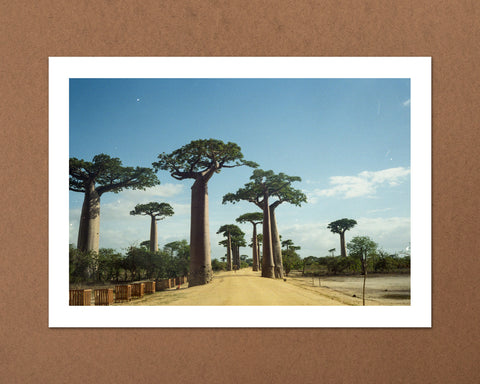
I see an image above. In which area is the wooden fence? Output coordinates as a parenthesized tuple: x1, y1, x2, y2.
(115, 285, 131, 302)
(69, 289, 92, 306)
(95, 288, 114, 305)
(155, 279, 167, 291)
(70, 277, 188, 305)
(144, 281, 155, 294)
(131, 283, 145, 298)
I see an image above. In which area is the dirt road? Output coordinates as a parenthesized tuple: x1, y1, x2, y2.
(114, 269, 374, 306)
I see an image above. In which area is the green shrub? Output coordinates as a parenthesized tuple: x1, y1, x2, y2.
(212, 259, 227, 271)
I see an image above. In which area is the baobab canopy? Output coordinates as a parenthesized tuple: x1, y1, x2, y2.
(153, 139, 258, 180)
(69, 154, 159, 196)
(130, 202, 174, 220)
(223, 169, 307, 207)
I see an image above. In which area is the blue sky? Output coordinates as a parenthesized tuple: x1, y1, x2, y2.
(69, 78, 411, 259)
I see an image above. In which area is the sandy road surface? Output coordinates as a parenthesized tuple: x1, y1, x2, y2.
(114, 268, 350, 306)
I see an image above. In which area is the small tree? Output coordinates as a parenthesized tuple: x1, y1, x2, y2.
(347, 236, 378, 305)
(282, 249, 302, 276)
(130, 202, 174, 252)
(70, 154, 159, 253)
(302, 256, 318, 276)
(163, 240, 190, 277)
(327, 218, 357, 258)
(153, 139, 257, 287)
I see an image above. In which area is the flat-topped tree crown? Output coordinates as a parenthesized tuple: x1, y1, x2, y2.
(130, 202, 174, 220)
(70, 154, 159, 196)
(223, 169, 306, 209)
(153, 139, 257, 287)
(217, 224, 244, 237)
(153, 139, 258, 181)
(327, 218, 357, 234)
(236, 212, 263, 225)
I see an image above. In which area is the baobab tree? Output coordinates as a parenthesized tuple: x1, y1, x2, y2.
(130, 202, 174, 252)
(69, 154, 159, 253)
(153, 139, 257, 287)
(223, 169, 306, 279)
(327, 218, 357, 258)
(236, 212, 263, 271)
(217, 224, 244, 271)
(219, 231, 246, 269)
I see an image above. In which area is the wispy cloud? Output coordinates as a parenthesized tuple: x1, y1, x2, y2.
(402, 99, 411, 107)
(367, 207, 392, 214)
(307, 167, 410, 200)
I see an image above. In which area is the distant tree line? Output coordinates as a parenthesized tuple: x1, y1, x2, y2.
(300, 236, 410, 276)
(69, 240, 189, 285)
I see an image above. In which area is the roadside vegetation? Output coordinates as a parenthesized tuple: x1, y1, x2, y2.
(69, 240, 189, 287)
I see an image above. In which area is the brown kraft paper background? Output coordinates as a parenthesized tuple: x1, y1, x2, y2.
(1, 1, 479, 383)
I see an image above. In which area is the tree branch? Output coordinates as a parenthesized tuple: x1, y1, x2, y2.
(69, 186, 85, 193)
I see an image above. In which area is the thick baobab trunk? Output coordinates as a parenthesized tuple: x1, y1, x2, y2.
(189, 178, 213, 287)
(270, 208, 284, 279)
(150, 215, 158, 252)
(252, 223, 259, 271)
(340, 231, 347, 257)
(227, 231, 232, 271)
(77, 182, 100, 254)
(261, 197, 275, 278)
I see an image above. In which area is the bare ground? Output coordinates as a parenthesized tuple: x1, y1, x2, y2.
(113, 268, 410, 306)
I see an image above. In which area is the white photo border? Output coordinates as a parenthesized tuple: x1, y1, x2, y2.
(49, 57, 431, 328)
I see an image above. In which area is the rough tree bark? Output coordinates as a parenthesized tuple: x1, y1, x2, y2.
(227, 231, 232, 271)
(235, 246, 240, 268)
(77, 182, 100, 253)
(340, 231, 347, 257)
(270, 207, 284, 279)
(261, 196, 275, 278)
(189, 177, 213, 287)
(252, 223, 259, 271)
(257, 242, 261, 270)
(150, 216, 158, 252)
